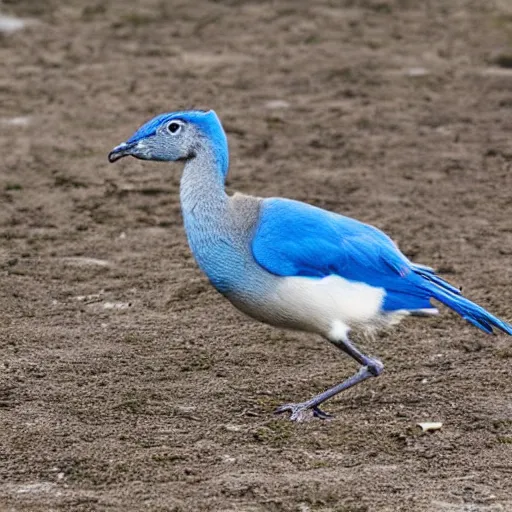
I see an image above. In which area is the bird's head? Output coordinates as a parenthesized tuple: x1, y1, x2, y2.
(108, 109, 229, 175)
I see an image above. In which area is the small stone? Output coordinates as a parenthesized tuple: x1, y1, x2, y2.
(224, 424, 242, 432)
(62, 257, 110, 267)
(406, 67, 429, 77)
(103, 302, 130, 310)
(265, 100, 290, 109)
(0, 116, 31, 126)
(417, 422, 443, 432)
(0, 15, 26, 33)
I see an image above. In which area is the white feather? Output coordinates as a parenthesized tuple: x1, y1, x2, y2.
(269, 274, 387, 337)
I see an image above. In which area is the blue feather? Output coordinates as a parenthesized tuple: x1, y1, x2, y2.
(427, 286, 512, 335)
(251, 198, 512, 334)
(127, 110, 229, 176)
(412, 264, 462, 295)
(126, 110, 207, 143)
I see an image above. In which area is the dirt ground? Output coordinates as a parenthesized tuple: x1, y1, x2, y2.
(1, 0, 512, 510)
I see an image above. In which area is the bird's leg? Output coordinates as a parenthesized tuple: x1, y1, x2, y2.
(275, 334, 384, 422)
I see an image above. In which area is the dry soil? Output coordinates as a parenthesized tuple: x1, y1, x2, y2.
(1, 0, 512, 511)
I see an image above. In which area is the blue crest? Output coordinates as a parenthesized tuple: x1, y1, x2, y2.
(126, 110, 229, 176)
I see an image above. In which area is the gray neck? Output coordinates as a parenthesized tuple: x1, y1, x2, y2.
(179, 145, 232, 283)
(180, 146, 228, 220)
(179, 145, 230, 258)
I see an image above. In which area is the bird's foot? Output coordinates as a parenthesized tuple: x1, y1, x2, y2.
(274, 402, 333, 422)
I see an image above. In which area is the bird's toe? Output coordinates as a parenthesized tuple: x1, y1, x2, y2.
(312, 405, 334, 420)
(275, 402, 332, 422)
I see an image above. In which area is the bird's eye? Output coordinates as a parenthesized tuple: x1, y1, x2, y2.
(167, 122, 181, 134)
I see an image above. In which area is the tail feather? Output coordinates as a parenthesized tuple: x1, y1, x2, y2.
(412, 264, 512, 335)
(413, 264, 462, 296)
(429, 286, 512, 336)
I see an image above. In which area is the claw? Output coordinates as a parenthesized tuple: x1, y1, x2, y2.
(275, 402, 333, 422)
(312, 405, 333, 420)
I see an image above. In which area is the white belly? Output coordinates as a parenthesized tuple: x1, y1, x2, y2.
(231, 274, 390, 340)
(228, 273, 437, 340)
(275, 274, 386, 333)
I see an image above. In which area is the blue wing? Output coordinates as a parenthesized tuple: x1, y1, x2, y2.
(251, 198, 437, 312)
(251, 198, 512, 335)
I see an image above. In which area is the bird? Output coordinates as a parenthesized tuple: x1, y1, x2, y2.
(108, 109, 512, 422)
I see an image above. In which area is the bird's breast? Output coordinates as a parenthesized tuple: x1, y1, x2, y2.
(181, 192, 268, 298)
(184, 224, 255, 295)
